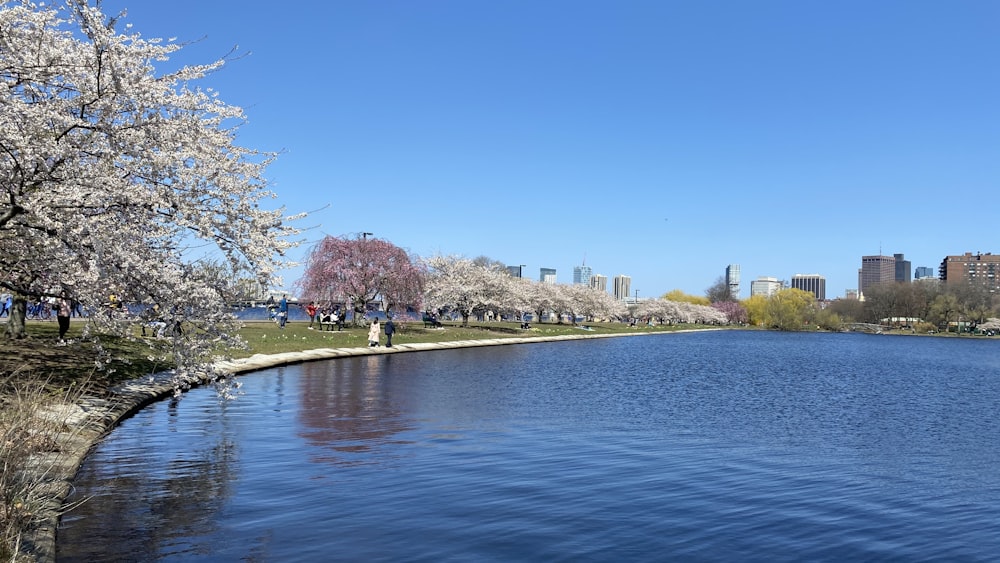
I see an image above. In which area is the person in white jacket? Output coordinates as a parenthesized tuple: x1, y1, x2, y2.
(368, 318, 380, 347)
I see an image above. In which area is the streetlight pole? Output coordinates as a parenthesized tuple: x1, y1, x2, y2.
(362, 232, 373, 240)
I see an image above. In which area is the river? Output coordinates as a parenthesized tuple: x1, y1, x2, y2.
(57, 330, 1000, 561)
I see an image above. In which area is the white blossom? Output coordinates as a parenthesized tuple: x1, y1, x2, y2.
(1, 1, 298, 385)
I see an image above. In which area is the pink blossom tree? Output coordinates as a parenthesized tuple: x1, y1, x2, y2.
(712, 300, 748, 324)
(297, 235, 423, 324)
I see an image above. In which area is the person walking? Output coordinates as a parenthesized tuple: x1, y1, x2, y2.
(56, 291, 72, 342)
(368, 318, 380, 347)
(384, 316, 395, 347)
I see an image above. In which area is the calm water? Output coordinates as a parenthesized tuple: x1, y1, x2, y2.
(57, 331, 1000, 562)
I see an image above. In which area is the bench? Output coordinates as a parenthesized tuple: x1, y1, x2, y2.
(317, 317, 341, 331)
(423, 315, 442, 328)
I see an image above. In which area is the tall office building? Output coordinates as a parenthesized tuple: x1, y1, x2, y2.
(791, 274, 826, 300)
(590, 274, 608, 292)
(914, 266, 935, 280)
(939, 252, 1000, 293)
(894, 253, 911, 283)
(506, 265, 525, 278)
(573, 265, 592, 286)
(750, 277, 782, 297)
(613, 274, 631, 301)
(539, 268, 556, 284)
(860, 255, 896, 295)
(725, 264, 741, 299)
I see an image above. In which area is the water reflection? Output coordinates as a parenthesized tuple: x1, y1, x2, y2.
(298, 356, 415, 467)
(58, 399, 241, 561)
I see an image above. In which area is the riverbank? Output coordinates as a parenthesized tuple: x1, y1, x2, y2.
(9, 323, 716, 562)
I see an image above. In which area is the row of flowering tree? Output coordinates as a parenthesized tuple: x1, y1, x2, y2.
(423, 255, 630, 326)
(421, 255, 731, 327)
(633, 296, 729, 325)
(299, 248, 735, 329)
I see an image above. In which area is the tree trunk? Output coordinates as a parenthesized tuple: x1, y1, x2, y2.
(3, 295, 27, 339)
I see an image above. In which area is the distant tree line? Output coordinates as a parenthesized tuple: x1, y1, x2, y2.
(703, 276, 999, 333)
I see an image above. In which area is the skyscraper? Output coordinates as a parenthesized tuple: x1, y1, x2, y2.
(573, 265, 592, 286)
(791, 274, 826, 300)
(590, 274, 608, 292)
(725, 264, 741, 299)
(914, 266, 935, 280)
(613, 274, 631, 301)
(539, 268, 556, 284)
(894, 253, 911, 283)
(860, 255, 895, 295)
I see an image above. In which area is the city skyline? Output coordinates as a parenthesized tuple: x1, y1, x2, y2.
(502, 248, 952, 302)
(95, 2, 1000, 298)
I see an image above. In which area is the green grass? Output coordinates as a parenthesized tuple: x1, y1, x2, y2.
(0, 321, 173, 396)
(2, 318, 710, 391)
(235, 319, 701, 356)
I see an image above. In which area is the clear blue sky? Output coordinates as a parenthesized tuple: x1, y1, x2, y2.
(100, 0, 1000, 299)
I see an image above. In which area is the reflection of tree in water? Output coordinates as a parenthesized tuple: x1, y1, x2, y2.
(298, 355, 415, 467)
(57, 398, 244, 561)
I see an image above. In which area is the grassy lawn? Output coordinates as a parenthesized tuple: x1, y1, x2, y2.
(235, 318, 698, 355)
(1, 318, 703, 391)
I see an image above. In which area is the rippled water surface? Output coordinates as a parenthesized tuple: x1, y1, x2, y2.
(57, 331, 1000, 561)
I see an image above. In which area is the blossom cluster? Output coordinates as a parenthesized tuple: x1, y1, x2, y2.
(1, 1, 297, 388)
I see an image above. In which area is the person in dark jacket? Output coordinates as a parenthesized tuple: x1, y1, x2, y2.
(384, 317, 395, 347)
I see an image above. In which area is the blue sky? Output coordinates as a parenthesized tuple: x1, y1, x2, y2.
(99, 0, 1000, 299)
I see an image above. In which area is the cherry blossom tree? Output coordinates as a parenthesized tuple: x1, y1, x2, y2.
(0, 1, 296, 379)
(552, 284, 624, 324)
(422, 255, 510, 326)
(636, 298, 728, 325)
(297, 235, 424, 324)
(712, 300, 748, 324)
(526, 281, 559, 324)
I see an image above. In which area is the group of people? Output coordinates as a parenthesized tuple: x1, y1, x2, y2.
(304, 301, 348, 331)
(297, 300, 398, 346)
(265, 297, 398, 346)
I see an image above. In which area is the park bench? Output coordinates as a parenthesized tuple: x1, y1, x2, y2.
(423, 314, 442, 328)
(317, 316, 341, 331)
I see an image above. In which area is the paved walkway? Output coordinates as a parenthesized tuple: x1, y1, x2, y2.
(20, 330, 695, 561)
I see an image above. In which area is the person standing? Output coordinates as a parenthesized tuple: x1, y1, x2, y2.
(368, 318, 380, 347)
(278, 294, 288, 329)
(56, 291, 72, 342)
(384, 316, 395, 347)
(306, 301, 317, 329)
